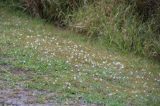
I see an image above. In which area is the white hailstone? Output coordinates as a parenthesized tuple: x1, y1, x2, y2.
(102, 61, 106, 64)
(37, 42, 41, 45)
(74, 76, 76, 80)
(113, 76, 116, 79)
(75, 64, 79, 68)
(107, 63, 111, 66)
(77, 69, 80, 72)
(65, 82, 71, 86)
(67, 86, 71, 89)
(71, 56, 74, 59)
(99, 78, 103, 81)
(48, 63, 51, 66)
(23, 60, 26, 63)
(34, 46, 37, 50)
(92, 64, 96, 68)
(35, 39, 39, 43)
(113, 61, 124, 70)
(29, 29, 32, 32)
(51, 52, 55, 56)
(94, 78, 98, 81)
(79, 80, 83, 83)
(108, 93, 113, 96)
(104, 67, 107, 70)
(95, 73, 98, 76)
(44, 51, 48, 54)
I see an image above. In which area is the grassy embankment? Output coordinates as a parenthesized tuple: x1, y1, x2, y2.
(0, 4, 160, 106)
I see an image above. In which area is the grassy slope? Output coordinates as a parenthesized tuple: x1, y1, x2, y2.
(0, 6, 160, 105)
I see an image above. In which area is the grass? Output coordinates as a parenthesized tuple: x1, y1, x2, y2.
(2, 0, 160, 59)
(0, 6, 160, 105)
(69, 0, 160, 58)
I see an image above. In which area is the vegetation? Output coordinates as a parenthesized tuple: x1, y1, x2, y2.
(70, 0, 160, 59)
(0, 0, 160, 105)
(2, 0, 160, 60)
(0, 6, 160, 105)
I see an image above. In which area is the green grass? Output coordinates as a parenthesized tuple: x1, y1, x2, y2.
(0, 6, 160, 105)
(1, 0, 160, 60)
(69, 0, 160, 58)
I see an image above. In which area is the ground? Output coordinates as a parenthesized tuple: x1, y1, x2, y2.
(0, 6, 160, 106)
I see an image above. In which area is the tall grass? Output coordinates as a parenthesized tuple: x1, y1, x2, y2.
(1, 0, 160, 60)
(20, 0, 94, 25)
(69, 0, 160, 60)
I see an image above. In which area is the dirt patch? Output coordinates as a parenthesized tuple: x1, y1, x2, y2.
(0, 64, 102, 106)
(0, 57, 29, 76)
(0, 88, 57, 106)
(11, 68, 30, 75)
(0, 88, 102, 106)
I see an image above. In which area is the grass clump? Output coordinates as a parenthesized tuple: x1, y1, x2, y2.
(69, 0, 160, 60)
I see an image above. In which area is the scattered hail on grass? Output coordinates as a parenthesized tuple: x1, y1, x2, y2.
(12, 32, 159, 99)
(23, 35, 125, 71)
(0, 9, 159, 105)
